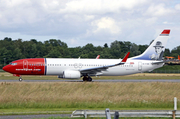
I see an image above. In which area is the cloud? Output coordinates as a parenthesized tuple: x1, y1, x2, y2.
(0, 0, 180, 50)
(145, 3, 175, 17)
(91, 17, 121, 34)
(60, 0, 148, 14)
(175, 4, 180, 10)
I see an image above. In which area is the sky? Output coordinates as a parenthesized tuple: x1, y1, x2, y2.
(0, 0, 180, 50)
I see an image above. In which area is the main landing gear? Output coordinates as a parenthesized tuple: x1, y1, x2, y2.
(83, 75, 92, 82)
(19, 77, 23, 82)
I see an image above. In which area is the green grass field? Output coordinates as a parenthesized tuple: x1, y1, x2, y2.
(0, 72, 180, 115)
(0, 81, 180, 114)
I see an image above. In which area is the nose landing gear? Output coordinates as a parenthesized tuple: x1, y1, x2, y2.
(19, 77, 23, 82)
(13, 74, 23, 82)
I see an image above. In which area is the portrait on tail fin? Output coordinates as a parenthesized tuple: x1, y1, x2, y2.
(150, 41, 164, 60)
(131, 29, 170, 61)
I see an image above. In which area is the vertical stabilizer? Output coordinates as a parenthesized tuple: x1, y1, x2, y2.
(132, 29, 170, 60)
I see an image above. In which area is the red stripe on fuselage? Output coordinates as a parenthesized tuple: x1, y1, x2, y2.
(4, 58, 45, 75)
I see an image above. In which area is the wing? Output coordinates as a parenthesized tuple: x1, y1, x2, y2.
(80, 52, 130, 75)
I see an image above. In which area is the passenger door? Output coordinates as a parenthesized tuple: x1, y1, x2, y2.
(23, 60, 28, 69)
(138, 62, 142, 71)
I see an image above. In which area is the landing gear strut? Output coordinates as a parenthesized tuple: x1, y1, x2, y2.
(19, 77, 23, 82)
(83, 76, 92, 82)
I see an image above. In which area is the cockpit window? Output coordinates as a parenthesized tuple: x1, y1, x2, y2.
(9, 63, 17, 65)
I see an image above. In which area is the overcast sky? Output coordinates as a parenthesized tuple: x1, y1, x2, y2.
(0, 0, 180, 50)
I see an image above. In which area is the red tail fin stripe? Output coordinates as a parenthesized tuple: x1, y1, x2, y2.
(161, 29, 170, 34)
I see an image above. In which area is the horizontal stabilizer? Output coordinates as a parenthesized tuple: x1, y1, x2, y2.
(151, 61, 164, 64)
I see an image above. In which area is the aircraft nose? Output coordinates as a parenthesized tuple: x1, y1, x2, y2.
(3, 65, 9, 72)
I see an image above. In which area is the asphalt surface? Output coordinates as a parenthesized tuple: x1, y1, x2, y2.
(0, 79, 180, 82)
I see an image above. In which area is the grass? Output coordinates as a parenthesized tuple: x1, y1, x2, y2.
(0, 82, 179, 111)
(1, 72, 180, 115)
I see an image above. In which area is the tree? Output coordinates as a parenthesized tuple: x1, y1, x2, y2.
(0, 37, 178, 68)
(130, 43, 141, 57)
(3, 37, 12, 41)
(81, 44, 95, 58)
(30, 39, 38, 44)
(44, 48, 61, 58)
(164, 48, 171, 57)
(48, 39, 68, 48)
(12, 48, 23, 60)
(110, 40, 121, 58)
(68, 47, 82, 58)
(101, 48, 112, 58)
(104, 43, 108, 48)
(139, 45, 148, 54)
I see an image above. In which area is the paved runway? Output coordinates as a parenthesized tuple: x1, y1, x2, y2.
(0, 79, 180, 82)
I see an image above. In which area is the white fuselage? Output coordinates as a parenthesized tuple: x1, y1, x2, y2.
(46, 58, 163, 76)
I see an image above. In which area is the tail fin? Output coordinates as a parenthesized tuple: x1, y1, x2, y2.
(96, 55, 100, 59)
(132, 29, 170, 60)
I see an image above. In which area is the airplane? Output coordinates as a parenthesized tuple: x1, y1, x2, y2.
(3, 29, 170, 82)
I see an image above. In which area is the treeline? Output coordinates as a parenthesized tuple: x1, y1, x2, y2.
(0, 37, 179, 68)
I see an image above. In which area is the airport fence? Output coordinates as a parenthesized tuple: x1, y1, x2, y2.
(71, 97, 178, 119)
(71, 110, 180, 118)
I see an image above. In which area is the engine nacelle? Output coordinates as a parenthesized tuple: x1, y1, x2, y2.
(62, 70, 81, 79)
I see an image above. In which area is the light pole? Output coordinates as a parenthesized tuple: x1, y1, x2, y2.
(4, 58, 6, 66)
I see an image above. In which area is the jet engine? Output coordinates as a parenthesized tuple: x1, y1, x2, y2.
(58, 70, 81, 79)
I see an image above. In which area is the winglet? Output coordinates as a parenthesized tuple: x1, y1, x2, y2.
(115, 52, 130, 66)
(96, 55, 100, 59)
(122, 52, 130, 63)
